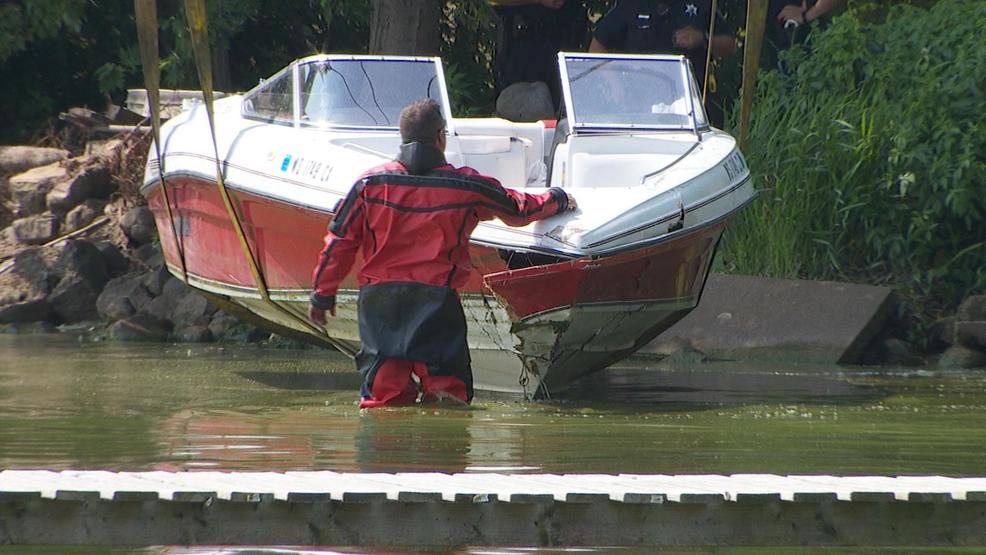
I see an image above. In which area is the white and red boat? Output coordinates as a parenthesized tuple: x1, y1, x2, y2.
(141, 53, 755, 397)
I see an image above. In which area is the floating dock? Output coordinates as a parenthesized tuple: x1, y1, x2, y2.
(2, 471, 986, 546)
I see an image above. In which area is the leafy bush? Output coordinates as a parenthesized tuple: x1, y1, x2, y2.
(719, 1, 986, 346)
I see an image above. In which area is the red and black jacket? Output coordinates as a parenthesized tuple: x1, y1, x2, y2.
(310, 142, 569, 309)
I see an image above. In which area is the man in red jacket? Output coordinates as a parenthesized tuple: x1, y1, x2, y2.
(309, 98, 576, 408)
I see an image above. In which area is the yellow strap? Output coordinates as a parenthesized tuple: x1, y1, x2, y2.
(180, 0, 354, 354)
(739, 0, 769, 149)
(702, 0, 718, 104)
(133, 0, 188, 284)
(182, 0, 268, 298)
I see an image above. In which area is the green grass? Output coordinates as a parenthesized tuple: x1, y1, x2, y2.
(718, 1, 986, 346)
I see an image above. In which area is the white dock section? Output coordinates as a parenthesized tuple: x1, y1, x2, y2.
(2, 471, 986, 546)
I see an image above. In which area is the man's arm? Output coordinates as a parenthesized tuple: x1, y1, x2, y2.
(309, 186, 365, 323)
(778, 0, 845, 25)
(674, 5, 737, 58)
(588, 1, 628, 53)
(464, 168, 576, 226)
(806, 0, 844, 23)
(674, 27, 736, 57)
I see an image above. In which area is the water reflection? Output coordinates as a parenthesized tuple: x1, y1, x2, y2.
(353, 409, 472, 473)
(553, 361, 885, 410)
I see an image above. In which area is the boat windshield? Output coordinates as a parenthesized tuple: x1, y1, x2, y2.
(242, 57, 449, 130)
(560, 54, 708, 132)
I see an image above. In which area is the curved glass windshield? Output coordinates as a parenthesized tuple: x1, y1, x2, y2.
(242, 57, 447, 129)
(242, 67, 293, 122)
(299, 59, 442, 128)
(563, 55, 705, 131)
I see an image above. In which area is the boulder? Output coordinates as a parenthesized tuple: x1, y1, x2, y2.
(120, 206, 157, 246)
(0, 282, 27, 306)
(931, 316, 957, 347)
(495, 81, 555, 122)
(134, 242, 163, 268)
(171, 291, 218, 327)
(96, 273, 153, 321)
(45, 165, 113, 217)
(108, 312, 172, 342)
(56, 239, 110, 291)
(48, 273, 101, 323)
(63, 198, 107, 232)
(84, 139, 125, 169)
(209, 311, 267, 343)
(939, 344, 986, 369)
(175, 324, 213, 343)
(957, 295, 986, 322)
(92, 240, 131, 277)
(144, 277, 190, 322)
(0, 177, 11, 228)
(97, 294, 136, 322)
(0, 146, 70, 174)
(8, 164, 71, 217)
(882, 338, 925, 367)
(0, 204, 12, 230)
(11, 214, 59, 245)
(955, 322, 986, 351)
(0, 298, 57, 324)
(141, 266, 173, 296)
(11, 247, 60, 294)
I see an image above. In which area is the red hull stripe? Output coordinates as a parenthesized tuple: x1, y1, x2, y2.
(145, 176, 724, 318)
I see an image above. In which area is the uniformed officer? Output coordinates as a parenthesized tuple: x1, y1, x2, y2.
(589, 0, 736, 91)
(492, 0, 590, 112)
(766, 0, 845, 70)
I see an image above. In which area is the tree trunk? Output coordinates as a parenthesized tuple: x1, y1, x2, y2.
(212, 46, 231, 92)
(369, 0, 442, 56)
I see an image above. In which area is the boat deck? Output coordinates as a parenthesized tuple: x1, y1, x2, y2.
(3, 471, 986, 546)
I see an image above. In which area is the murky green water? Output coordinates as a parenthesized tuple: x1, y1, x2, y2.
(3, 333, 986, 553)
(4, 334, 986, 475)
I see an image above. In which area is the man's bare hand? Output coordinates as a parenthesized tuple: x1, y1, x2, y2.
(673, 27, 706, 49)
(777, 3, 806, 24)
(565, 192, 578, 211)
(539, 0, 565, 8)
(309, 305, 333, 325)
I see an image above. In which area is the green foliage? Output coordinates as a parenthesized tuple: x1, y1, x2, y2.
(0, 0, 86, 63)
(0, 0, 122, 144)
(719, 1, 986, 345)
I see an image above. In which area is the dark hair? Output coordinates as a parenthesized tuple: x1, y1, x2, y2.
(399, 98, 446, 144)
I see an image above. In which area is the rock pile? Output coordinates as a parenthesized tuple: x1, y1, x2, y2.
(937, 295, 986, 369)
(0, 142, 269, 343)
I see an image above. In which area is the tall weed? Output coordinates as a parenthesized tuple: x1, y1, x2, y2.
(719, 1, 986, 346)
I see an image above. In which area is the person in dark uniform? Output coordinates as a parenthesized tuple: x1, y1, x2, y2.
(589, 0, 736, 92)
(493, 0, 590, 111)
(308, 99, 576, 408)
(766, 0, 844, 70)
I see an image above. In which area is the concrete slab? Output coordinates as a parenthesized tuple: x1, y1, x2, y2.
(645, 273, 895, 364)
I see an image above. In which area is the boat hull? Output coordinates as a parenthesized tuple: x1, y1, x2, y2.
(144, 175, 726, 395)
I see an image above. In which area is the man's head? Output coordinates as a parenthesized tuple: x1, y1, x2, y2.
(399, 98, 447, 149)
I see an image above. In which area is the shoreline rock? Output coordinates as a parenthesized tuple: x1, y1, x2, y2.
(0, 137, 275, 346)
